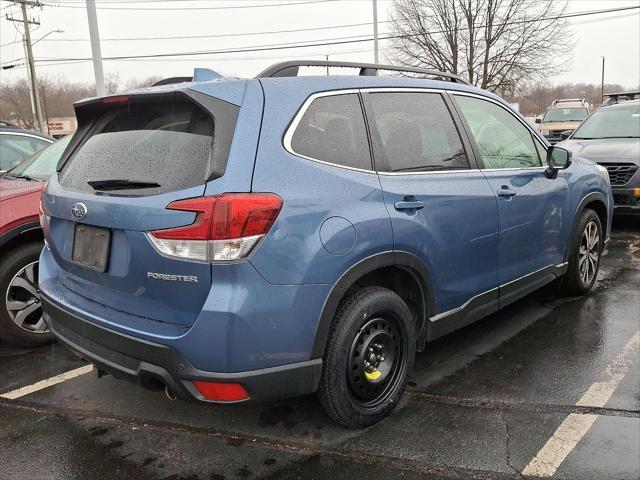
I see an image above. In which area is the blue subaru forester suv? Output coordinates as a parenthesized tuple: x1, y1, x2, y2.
(40, 61, 613, 427)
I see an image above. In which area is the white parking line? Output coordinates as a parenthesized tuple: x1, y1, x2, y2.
(0, 364, 93, 400)
(522, 331, 640, 477)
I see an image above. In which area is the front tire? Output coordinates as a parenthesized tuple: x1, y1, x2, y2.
(0, 242, 53, 347)
(319, 287, 415, 428)
(564, 209, 603, 295)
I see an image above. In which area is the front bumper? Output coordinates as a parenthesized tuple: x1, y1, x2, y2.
(42, 294, 322, 403)
(612, 187, 640, 215)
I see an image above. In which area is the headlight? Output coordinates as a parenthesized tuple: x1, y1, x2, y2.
(540, 130, 550, 136)
(595, 164, 610, 184)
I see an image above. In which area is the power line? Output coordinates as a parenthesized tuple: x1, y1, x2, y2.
(0, 21, 392, 47)
(39, 0, 341, 11)
(3, 5, 638, 67)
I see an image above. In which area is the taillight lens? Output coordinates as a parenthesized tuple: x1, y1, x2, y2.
(147, 193, 282, 263)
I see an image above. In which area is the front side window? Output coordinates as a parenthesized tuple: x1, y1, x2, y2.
(454, 95, 542, 169)
(542, 107, 589, 123)
(367, 92, 468, 172)
(572, 104, 640, 139)
(289, 93, 372, 170)
(0, 134, 51, 171)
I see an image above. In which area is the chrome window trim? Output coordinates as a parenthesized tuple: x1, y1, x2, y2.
(0, 131, 53, 142)
(377, 168, 480, 176)
(447, 90, 549, 169)
(282, 89, 376, 174)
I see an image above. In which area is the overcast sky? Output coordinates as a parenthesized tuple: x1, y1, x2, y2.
(1, 0, 639, 89)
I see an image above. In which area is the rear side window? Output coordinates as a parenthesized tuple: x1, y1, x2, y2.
(366, 92, 469, 173)
(289, 93, 372, 170)
(59, 95, 235, 195)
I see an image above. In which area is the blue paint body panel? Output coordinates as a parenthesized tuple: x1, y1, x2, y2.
(39, 73, 613, 392)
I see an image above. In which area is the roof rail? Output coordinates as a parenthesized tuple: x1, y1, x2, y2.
(0, 120, 18, 127)
(255, 60, 470, 85)
(552, 98, 587, 105)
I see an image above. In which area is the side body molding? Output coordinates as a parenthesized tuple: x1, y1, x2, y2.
(310, 251, 435, 359)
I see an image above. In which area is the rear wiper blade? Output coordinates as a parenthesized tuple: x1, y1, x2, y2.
(87, 179, 161, 191)
(4, 173, 38, 181)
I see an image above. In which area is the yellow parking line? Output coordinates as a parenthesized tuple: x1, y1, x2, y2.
(0, 364, 93, 400)
(522, 331, 639, 477)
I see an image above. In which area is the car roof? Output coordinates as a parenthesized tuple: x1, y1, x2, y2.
(601, 99, 640, 109)
(0, 125, 54, 141)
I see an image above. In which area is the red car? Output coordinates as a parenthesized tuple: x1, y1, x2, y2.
(0, 136, 71, 346)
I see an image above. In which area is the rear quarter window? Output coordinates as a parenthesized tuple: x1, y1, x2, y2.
(288, 93, 372, 171)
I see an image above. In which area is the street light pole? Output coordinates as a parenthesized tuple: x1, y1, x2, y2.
(373, 0, 379, 64)
(86, 0, 105, 96)
(20, 1, 44, 132)
(600, 56, 605, 105)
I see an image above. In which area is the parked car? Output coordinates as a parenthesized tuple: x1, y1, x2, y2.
(0, 135, 72, 346)
(536, 99, 590, 144)
(0, 122, 54, 173)
(40, 61, 612, 427)
(602, 90, 640, 106)
(558, 100, 639, 215)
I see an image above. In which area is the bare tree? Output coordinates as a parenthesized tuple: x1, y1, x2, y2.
(388, 0, 574, 94)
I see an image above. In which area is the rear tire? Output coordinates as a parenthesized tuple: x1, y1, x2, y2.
(0, 242, 53, 347)
(563, 208, 603, 295)
(319, 287, 415, 428)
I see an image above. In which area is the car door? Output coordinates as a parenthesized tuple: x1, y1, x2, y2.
(451, 93, 572, 306)
(362, 89, 500, 339)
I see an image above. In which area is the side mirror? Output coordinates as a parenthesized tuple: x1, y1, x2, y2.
(559, 130, 573, 140)
(535, 118, 542, 124)
(545, 146, 572, 179)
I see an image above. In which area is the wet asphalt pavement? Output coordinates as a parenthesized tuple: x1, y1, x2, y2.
(1, 218, 638, 480)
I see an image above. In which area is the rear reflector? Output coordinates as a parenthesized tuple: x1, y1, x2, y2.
(192, 380, 249, 402)
(147, 193, 282, 263)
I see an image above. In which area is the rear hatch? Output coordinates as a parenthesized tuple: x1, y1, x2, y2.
(43, 89, 240, 327)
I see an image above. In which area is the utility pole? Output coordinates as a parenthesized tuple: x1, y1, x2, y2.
(86, 0, 105, 96)
(600, 56, 605, 105)
(372, 0, 379, 64)
(7, 1, 45, 132)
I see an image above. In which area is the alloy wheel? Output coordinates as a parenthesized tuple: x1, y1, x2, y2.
(5, 261, 47, 334)
(578, 221, 600, 285)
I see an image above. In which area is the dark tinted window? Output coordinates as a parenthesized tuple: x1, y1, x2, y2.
(367, 92, 468, 173)
(59, 96, 224, 195)
(290, 93, 372, 170)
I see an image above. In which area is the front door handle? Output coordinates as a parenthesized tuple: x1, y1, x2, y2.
(497, 187, 517, 198)
(394, 199, 425, 211)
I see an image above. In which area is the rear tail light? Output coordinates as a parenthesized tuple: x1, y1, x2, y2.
(147, 193, 282, 263)
(192, 380, 249, 402)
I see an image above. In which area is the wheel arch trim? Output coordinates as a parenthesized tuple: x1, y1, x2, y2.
(310, 250, 435, 359)
(565, 191, 608, 262)
(0, 221, 42, 251)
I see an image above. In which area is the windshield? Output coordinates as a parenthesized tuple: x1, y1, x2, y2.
(542, 107, 589, 123)
(7, 135, 72, 180)
(572, 104, 640, 139)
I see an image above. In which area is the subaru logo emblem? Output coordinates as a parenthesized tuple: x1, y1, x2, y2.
(71, 202, 87, 220)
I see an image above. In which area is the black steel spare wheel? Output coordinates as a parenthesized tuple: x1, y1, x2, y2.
(319, 286, 416, 428)
(347, 316, 406, 409)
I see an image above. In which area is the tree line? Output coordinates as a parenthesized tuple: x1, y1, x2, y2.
(0, 73, 161, 129)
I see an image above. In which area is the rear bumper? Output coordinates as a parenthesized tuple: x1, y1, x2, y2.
(42, 294, 322, 403)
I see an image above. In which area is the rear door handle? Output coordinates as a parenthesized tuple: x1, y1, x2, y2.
(394, 200, 424, 211)
(497, 187, 517, 198)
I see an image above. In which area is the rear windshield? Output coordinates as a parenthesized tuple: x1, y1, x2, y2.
(59, 96, 226, 195)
